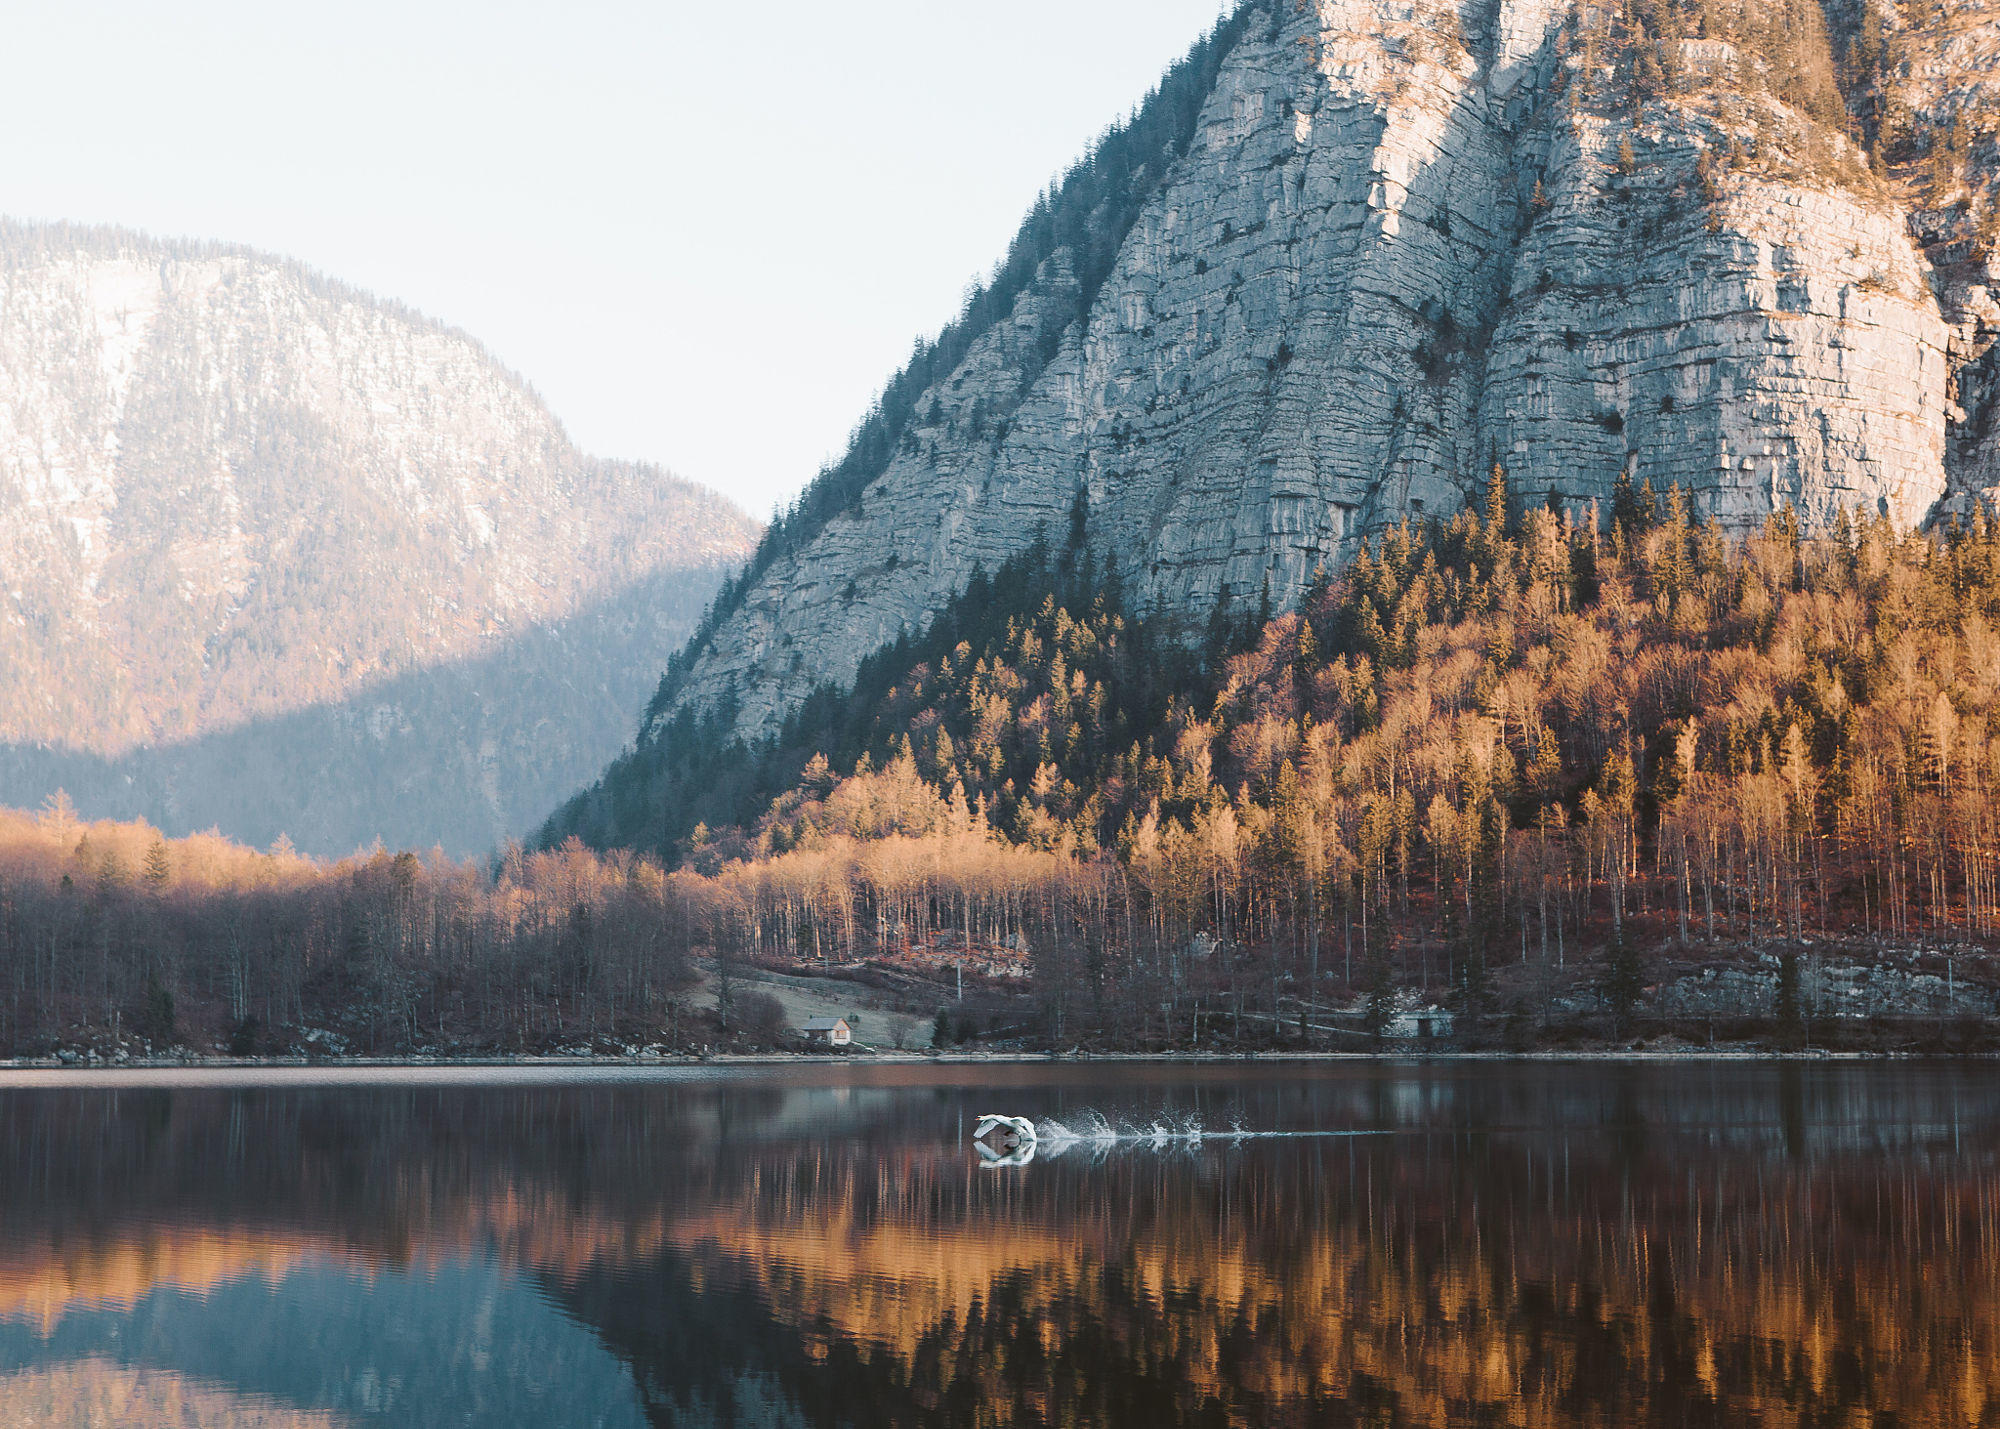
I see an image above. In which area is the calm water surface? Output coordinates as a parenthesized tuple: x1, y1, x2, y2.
(0, 1060, 1992, 1426)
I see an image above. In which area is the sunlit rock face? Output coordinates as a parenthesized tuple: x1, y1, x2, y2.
(0, 221, 758, 853)
(1872, 1, 2000, 512)
(664, 0, 1996, 743)
(1486, 122, 1948, 531)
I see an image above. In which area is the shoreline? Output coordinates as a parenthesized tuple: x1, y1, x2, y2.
(0, 1046, 1992, 1076)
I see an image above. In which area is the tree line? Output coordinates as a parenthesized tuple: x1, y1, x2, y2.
(0, 801, 713, 1056)
(531, 472, 2000, 1050)
(20, 471, 2000, 1053)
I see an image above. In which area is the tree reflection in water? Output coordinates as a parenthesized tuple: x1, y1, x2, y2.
(0, 1062, 1992, 1427)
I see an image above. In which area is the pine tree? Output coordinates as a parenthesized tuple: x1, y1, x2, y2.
(1485, 460, 1511, 536)
(1601, 937, 1646, 1038)
(1296, 618, 1320, 678)
(1363, 941, 1396, 1040)
(1451, 945, 1495, 1043)
(1775, 951, 1804, 1048)
(1695, 148, 1722, 203)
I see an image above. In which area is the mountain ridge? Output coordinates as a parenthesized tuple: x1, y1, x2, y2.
(626, 0, 1999, 758)
(0, 217, 758, 854)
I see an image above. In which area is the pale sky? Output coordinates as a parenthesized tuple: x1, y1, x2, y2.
(4, 0, 1233, 521)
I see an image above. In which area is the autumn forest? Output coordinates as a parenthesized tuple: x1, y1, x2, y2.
(0, 471, 1997, 1056)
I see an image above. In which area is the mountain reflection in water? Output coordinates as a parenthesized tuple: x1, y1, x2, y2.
(0, 1062, 1993, 1427)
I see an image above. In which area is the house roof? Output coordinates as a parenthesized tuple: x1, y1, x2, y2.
(802, 1017, 847, 1031)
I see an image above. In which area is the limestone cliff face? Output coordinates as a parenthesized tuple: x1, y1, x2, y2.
(1864, 1, 2000, 508)
(664, 0, 1992, 743)
(1488, 113, 1947, 531)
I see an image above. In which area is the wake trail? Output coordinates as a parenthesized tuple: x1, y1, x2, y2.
(1030, 1110, 1392, 1157)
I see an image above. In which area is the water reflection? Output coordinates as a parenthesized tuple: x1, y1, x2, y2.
(0, 1062, 1994, 1426)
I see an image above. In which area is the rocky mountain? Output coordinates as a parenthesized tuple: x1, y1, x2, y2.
(643, 0, 2000, 749)
(0, 220, 757, 855)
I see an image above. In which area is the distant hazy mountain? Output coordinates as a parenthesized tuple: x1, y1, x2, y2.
(0, 219, 757, 855)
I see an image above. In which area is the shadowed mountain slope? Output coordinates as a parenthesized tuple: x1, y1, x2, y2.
(0, 220, 757, 854)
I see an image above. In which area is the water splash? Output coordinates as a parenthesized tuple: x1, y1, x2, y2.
(1024, 1109, 1383, 1161)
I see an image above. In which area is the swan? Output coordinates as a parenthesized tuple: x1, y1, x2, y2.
(972, 1114, 1037, 1167)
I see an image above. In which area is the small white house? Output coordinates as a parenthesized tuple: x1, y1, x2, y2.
(802, 1016, 852, 1047)
(1386, 1006, 1454, 1040)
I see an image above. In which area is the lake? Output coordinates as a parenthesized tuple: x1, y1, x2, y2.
(0, 1059, 1992, 1426)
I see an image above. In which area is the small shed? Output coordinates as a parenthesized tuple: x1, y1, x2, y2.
(1386, 1006, 1454, 1040)
(802, 1016, 852, 1047)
